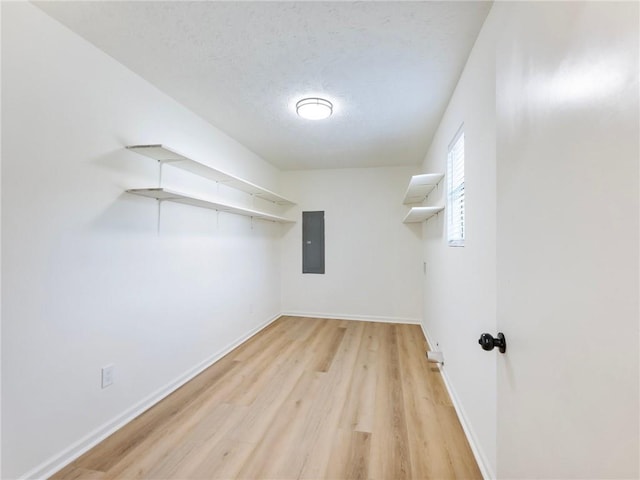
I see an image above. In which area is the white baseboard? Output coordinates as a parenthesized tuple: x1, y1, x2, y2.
(281, 311, 420, 325)
(22, 314, 488, 480)
(420, 323, 496, 480)
(23, 313, 282, 480)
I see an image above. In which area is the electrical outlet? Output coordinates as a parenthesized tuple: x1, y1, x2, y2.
(101, 364, 115, 389)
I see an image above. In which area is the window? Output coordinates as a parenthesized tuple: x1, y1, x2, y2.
(447, 127, 465, 247)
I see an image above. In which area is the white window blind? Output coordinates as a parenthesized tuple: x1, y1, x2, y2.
(447, 128, 465, 247)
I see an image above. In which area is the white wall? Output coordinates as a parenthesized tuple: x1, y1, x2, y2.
(0, 2, 4, 477)
(280, 167, 423, 324)
(495, 2, 639, 478)
(1, 3, 286, 478)
(0, 5, 2, 475)
(420, 8, 497, 478)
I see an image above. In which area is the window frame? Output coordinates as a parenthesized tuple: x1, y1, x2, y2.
(447, 125, 465, 247)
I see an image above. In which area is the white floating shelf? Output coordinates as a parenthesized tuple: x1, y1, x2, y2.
(127, 145, 296, 206)
(403, 206, 444, 223)
(127, 188, 295, 224)
(403, 173, 444, 204)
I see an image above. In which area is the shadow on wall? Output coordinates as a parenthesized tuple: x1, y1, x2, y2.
(423, 211, 445, 240)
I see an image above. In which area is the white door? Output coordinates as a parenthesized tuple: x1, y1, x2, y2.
(495, 2, 639, 478)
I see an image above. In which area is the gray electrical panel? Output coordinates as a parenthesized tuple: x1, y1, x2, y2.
(302, 211, 325, 274)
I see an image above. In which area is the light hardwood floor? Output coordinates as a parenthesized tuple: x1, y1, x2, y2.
(52, 317, 482, 479)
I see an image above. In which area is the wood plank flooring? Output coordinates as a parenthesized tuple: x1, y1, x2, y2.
(51, 317, 482, 479)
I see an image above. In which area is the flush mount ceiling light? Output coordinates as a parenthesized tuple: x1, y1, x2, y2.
(296, 97, 333, 120)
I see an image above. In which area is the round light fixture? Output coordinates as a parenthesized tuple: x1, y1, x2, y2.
(296, 97, 333, 120)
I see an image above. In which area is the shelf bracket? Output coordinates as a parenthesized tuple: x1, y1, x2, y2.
(158, 160, 165, 187)
(157, 199, 162, 235)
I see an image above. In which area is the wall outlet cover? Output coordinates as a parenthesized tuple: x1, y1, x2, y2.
(101, 364, 115, 389)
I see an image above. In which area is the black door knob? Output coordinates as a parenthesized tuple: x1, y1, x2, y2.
(478, 332, 506, 353)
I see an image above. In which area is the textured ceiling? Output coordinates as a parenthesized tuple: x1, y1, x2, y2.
(35, 1, 492, 170)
